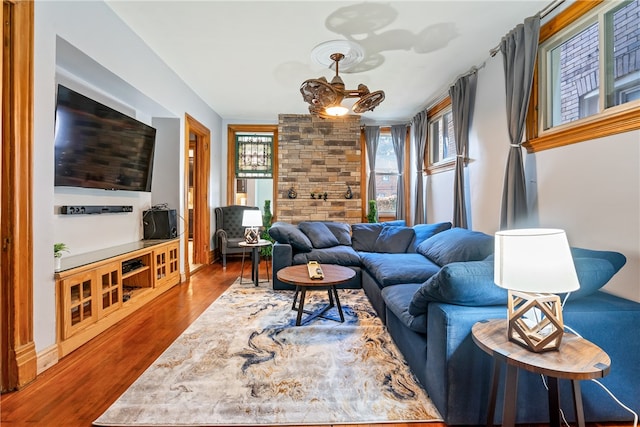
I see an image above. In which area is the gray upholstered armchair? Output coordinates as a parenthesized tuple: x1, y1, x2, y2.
(214, 205, 260, 267)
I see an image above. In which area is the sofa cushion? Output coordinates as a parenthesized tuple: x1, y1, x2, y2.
(408, 222, 453, 253)
(409, 260, 506, 315)
(351, 223, 385, 252)
(382, 283, 427, 333)
(323, 222, 352, 246)
(558, 248, 626, 300)
(374, 226, 415, 253)
(298, 221, 340, 249)
(292, 245, 361, 266)
(268, 222, 312, 252)
(417, 227, 494, 266)
(360, 253, 440, 287)
(571, 247, 627, 271)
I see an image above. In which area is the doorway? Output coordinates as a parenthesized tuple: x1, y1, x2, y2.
(1, 0, 37, 391)
(184, 114, 210, 277)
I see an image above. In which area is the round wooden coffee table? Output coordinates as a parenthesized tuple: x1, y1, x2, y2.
(277, 264, 355, 326)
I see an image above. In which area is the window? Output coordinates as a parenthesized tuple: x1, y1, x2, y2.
(425, 97, 456, 174)
(374, 131, 398, 216)
(527, 0, 640, 151)
(235, 134, 273, 178)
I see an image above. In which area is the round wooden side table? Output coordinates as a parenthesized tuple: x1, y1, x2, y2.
(472, 319, 610, 427)
(276, 264, 355, 326)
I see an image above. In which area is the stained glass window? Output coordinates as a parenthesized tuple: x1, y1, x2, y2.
(235, 134, 273, 178)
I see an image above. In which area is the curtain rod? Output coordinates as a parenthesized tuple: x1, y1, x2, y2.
(488, 0, 565, 57)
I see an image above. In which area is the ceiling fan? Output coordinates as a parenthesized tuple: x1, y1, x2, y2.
(300, 52, 385, 118)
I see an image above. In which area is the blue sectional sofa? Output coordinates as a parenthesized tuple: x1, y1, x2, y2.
(269, 220, 640, 425)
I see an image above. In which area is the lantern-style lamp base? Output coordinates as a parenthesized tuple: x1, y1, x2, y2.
(507, 290, 565, 353)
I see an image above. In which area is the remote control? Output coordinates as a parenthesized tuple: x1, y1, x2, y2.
(307, 261, 324, 279)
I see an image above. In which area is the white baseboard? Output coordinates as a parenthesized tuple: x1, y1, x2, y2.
(37, 344, 59, 374)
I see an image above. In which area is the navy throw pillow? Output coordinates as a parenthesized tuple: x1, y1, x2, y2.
(374, 226, 415, 253)
(409, 260, 507, 315)
(351, 223, 385, 252)
(298, 222, 340, 249)
(417, 227, 494, 266)
(268, 222, 312, 252)
(409, 222, 453, 252)
(323, 222, 352, 246)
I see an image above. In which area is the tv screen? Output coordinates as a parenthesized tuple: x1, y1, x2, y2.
(54, 84, 156, 192)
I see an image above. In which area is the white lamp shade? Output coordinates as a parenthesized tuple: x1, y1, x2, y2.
(494, 228, 580, 294)
(242, 210, 262, 227)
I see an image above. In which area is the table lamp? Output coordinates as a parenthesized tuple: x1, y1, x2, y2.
(242, 210, 262, 244)
(494, 228, 580, 352)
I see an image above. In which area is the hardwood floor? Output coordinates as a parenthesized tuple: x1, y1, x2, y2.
(0, 259, 632, 427)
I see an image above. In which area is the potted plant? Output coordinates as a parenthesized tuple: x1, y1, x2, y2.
(260, 200, 274, 258)
(367, 200, 378, 223)
(54, 242, 69, 270)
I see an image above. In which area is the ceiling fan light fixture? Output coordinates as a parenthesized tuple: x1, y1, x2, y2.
(325, 104, 349, 116)
(300, 47, 384, 118)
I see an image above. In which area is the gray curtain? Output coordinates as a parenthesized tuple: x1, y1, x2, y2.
(412, 111, 427, 224)
(364, 126, 380, 209)
(449, 72, 477, 229)
(500, 15, 540, 229)
(391, 124, 407, 221)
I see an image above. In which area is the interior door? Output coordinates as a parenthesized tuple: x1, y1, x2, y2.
(184, 114, 210, 275)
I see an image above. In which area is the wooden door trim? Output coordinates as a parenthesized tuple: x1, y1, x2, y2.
(184, 114, 211, 278)
(1, 0, 37, 391)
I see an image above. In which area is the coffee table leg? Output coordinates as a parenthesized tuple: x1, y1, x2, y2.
(292, 287, 300, 310)
(332, 285, 344, 322)
(296, 288, 307, 326)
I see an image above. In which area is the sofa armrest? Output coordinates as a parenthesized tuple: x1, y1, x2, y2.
(272, 242, 294, 290)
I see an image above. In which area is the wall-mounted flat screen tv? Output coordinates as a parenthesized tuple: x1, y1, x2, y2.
(54, 84, 156, 192)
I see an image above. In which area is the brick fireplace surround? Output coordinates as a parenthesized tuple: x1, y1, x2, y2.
(276, 114, 363, 224)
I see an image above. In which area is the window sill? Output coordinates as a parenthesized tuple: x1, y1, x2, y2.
(525, 107, 640, 153)
(426, 158, 457, 175)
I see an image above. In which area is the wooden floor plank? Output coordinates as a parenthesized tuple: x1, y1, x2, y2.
(0, 259, 631, 427)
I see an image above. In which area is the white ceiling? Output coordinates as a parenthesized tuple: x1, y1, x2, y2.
(106, 1, 549, 124)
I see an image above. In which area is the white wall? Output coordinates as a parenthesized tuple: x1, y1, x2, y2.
(33, 1, 223, 356)
(425, 54, 640, 302)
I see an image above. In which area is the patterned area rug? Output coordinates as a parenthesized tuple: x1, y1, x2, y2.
(94, 279, 442, 426)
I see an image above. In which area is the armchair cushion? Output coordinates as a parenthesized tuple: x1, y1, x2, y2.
(215, 205, 260, 240)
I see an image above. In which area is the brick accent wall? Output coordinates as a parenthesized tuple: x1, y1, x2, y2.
(276, 114, 363, 224)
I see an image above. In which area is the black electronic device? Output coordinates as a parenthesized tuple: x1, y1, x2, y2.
(122, 258, 144, 274)
(143, 209, 177, 239)
(59, 205, 133, 215)
(53, 84, 156, 192)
